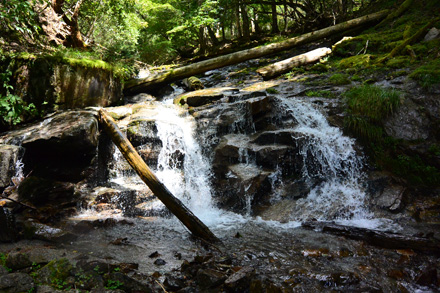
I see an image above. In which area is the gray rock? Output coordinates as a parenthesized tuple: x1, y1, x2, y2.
(423, 27, 440, 42)
(5, 252, 32, 270)
(384, 99, 430, 141)
(0, 272, 34, 293)
(0, 145, 24, 189)
(0, 266, 8, 276)
(196, 268, 227, 289)
(224, 266, 255, 290)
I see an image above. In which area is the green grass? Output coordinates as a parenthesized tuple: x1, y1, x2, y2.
(343, 85, 401, 141)
(328, 73, 351, 85)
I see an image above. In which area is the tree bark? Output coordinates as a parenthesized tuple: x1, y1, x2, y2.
(302, 221, 440, 254)
(124, 9, 388, 95)
(271, 2, 280, 34)
(98, 109, 220, 244)
(256, 47, 332, 80)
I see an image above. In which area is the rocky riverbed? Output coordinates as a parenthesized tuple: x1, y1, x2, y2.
(1, 51, 440, 292)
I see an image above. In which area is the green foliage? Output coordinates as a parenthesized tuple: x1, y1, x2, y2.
(409, 58, 440, 89)
(105, 279, 124, 290)
(343, 85, 401, 141)
(328, 73, 350, 85)
(0, 58, 36, 127)
(392, 155, 440, 186)
(0, 0, 44, 41)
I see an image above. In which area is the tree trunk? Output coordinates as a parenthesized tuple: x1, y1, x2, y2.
(271, 2, 280, 34)
(303, 221, 440, 254)
(235, 1, 242, 38)
(207, 25, 220, 46)
(98, 109, 220, 244)
(241, 2, 251, 41)
(257, 47, 332, 80)
(376, 0, 415, 28)
(124, 10, 388, 95)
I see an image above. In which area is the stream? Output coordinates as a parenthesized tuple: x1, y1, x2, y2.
(1, 61, 437, 292)
(57, 61, 439, 292)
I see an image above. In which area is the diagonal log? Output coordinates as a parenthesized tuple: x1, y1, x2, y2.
(98, 109, 220, 244)
(124, 10, 388, 95)
(256, 47, 332, 80)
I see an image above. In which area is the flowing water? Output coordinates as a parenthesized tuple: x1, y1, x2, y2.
(69, 64, 437, 291)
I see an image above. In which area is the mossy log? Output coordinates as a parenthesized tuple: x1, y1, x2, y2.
(388, 17, 440, 58)
(376, 0, 414, 28)
(124, 10, 388, 95)
(256, 47, 332, 80)
(98, 109, 220, 244)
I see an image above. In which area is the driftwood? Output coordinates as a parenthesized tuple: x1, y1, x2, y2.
(302, 221, 440, 254)
(256, 47, 332, 80)
(124, 10, 388, 95)
(98, 109, 220, 244)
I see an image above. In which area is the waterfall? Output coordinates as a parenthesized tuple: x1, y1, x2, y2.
(277, 97, 376, 226)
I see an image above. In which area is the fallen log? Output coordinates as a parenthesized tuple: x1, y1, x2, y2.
(256, 47, 332, 80)
(302, 221, 440, 254)
(98, 109, 220, 244)
(124, 10, 388, 95)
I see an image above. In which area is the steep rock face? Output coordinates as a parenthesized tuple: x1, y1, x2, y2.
(0, 110, 99, 182)
(6, 56, 122, 120)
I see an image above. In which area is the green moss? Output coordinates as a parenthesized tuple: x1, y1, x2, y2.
(305, 90, 337, 98)
(338, 54, 375, 69)
(385, 56, 412, 68)
(391, 155, 440, 186)
(328, 73, 350, 85)
(266, 88, 279, 94)
(409, 58, 440, 89)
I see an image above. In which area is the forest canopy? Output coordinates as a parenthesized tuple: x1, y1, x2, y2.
(1, 0, 378, 64)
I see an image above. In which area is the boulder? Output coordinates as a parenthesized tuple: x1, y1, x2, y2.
(196, 268, 227, 289)
(18, 176, 75, 207)
(5, 253, 32, 271)
(0, 273, 34, 293)
(0, 145, 24, 189)
(23, 111, 98, 181)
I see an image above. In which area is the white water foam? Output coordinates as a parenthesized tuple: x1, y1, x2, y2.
(278, 97, 378, 227)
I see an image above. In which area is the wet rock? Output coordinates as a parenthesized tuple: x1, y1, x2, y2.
(224, 266, 255, 291)
(416, 266, 439, 287)
(384, 99, 430, 141)
(107, 272, 153, 292)
(0, 272, 34, 293)
(0, 207, 17, 242)
(164, 274, 186, 291)
(154, 259, 167, 266)
(0, 145, 24, 189)
(0, 266, 8, 276)
(196, 268, 227, 289)
(175, 87, 238, 107)
(18, 176, 75, 208)
(24, 221, 78, 242)
(367, 172, 405, 212)
(5, 252, 32, 270)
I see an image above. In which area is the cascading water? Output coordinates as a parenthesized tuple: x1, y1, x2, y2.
(276, 97, 376, 226)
